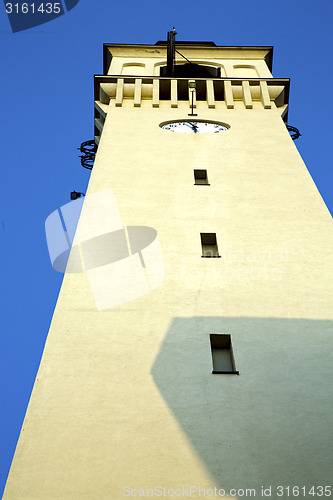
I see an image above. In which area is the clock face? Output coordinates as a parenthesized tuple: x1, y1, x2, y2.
(160, 120, 229, 134)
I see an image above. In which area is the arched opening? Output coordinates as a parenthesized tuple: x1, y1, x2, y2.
(160, 63, 221, 78)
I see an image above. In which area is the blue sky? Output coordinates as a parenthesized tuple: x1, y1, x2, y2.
(0, 0, 332, 495)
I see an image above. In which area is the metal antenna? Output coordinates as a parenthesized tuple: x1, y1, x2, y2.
(166, 27, 177, 77)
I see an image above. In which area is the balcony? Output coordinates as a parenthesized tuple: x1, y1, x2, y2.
(94, 75, 289, 110)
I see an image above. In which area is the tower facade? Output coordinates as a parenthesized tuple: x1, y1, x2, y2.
(3, 39, 333, 499)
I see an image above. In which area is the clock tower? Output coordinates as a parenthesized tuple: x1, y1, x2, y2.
(3, 35, 333, 499)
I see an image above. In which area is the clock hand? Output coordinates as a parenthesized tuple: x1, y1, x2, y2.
(184, 122, 198, 133)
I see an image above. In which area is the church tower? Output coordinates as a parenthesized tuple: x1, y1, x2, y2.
(3, 34, 333, 499)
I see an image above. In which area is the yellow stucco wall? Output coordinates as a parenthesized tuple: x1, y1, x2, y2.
(3, 44, 333, 500)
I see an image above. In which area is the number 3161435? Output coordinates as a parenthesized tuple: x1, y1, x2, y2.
(5, 3, 62, 14)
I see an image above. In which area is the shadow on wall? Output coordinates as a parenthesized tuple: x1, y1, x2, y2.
(151, 316, 333, 492)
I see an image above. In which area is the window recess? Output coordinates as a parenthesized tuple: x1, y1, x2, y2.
(200, 233, 220, 258)
(194, 169, 209, 185)
(210, 334, 239, 374)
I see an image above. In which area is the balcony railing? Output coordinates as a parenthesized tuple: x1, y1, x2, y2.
(94, 75, 290, 110)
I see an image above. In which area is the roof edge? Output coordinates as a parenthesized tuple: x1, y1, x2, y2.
(103, 43, 274, 74)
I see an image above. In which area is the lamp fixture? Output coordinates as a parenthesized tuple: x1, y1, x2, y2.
(188, 81, 197, 116)
(70, 191, 85, 200)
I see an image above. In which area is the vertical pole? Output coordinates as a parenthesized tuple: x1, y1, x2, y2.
(167, 28, 176, 77)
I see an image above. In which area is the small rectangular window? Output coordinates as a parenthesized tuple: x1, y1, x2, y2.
(210, 334, 239, 374)
(194, 169, 209, 185)
(200, 233, 220, 258)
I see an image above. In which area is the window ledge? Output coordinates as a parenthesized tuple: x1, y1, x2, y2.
(212, 371, 239, 375)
